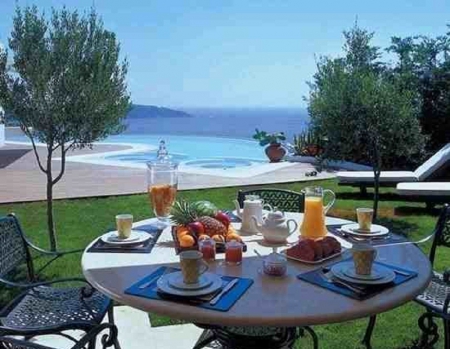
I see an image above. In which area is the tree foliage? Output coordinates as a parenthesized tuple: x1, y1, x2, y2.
(307, 24, 425, 218)
(388, 29, 450, 152)
(0, 6, 130, 250)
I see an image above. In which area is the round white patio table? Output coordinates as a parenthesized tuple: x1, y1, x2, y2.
(82, 213, 432, 348)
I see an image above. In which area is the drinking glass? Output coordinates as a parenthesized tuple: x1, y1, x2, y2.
(225, 240, 243, 265)
(115, 214, 133, 239)
(356, 208, 374, 232)
(146, 161, 178, 226)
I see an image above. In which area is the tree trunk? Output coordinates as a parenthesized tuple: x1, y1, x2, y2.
(46, 150, 58, 251)
(373, 168, 381, 221)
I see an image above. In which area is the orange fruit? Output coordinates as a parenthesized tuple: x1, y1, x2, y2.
(211, 234, 225, 243)
(198, 234, 210, 241)
(227, 225, 236, 235)
(179, 234, 195, 248)
(176, 226, 191, 239)
(226, 233, 242, 242)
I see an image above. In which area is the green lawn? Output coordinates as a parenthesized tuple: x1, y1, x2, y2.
(0, 179, 446, 349)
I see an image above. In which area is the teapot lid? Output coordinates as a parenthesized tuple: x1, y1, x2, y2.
(245, 195, 260, 201)
(266, 208, 284, 220)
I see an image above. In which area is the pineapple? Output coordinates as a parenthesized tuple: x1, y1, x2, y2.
(171, 200, 226, 236)
(171, 200, 196, 226)
(198, 216, 227, 237)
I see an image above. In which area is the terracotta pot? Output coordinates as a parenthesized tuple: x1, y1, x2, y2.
(265, 143, 286, 162)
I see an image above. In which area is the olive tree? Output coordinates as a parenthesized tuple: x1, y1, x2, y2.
(0, 6, 130, 250)
(307, 25, 425, 219)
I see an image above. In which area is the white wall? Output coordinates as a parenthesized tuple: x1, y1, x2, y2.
(0, 124, 4, 148)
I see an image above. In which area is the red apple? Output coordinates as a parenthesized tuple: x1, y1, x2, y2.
(188, 221, 205, 236)
(214, 211, 231, 228)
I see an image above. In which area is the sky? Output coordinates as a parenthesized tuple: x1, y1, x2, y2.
(0, 0, 449, 108)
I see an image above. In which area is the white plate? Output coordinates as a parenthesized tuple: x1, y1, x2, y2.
(282, 248, 345, 265)
(167, 271, 213, 290)
(106, 231, 140, 242)
(100, 230, 151, 246)
(157, 272, 223, 297)
(340, 224, 389, 237)
(331, 262, 396, 285)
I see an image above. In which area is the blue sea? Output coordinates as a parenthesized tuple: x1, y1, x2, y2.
(124, 107, 309, 141)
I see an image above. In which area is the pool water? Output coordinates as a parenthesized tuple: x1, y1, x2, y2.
(7, 134, 268, 170)
(100, 135, 267, 169)
(106, 151, 189, 164)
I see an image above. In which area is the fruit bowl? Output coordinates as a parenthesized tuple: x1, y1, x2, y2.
(170, 200, 247, 255)
(171, 226, 247, 255)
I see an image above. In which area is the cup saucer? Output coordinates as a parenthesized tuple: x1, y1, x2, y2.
(331, 262, 395, 285)
(167, 271, 213, 290)
(343, 266, 384, 280)
(158, 272, 222, 297)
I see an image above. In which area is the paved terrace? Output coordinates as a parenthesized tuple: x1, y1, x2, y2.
(0, 142, 335, 204)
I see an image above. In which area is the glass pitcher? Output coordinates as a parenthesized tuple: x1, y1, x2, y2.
(300, 187, 336, 238)
(146, 160, 178, 225)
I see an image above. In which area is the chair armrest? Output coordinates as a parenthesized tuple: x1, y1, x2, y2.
(25, 239, 85, 257)
(443, 269, 450, 283)
(0, 337, 55, 349)
(72, 323, 119, 349)
(25, 239, 85, 277)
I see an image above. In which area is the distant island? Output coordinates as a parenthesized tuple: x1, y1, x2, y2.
(126, 105, 193, 119)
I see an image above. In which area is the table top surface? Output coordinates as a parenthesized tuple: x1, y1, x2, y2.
(82, 213, 432, 327)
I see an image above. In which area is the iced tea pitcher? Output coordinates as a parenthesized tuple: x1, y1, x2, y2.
(300, 187, 336, 238)
(147, 160, 178, 225)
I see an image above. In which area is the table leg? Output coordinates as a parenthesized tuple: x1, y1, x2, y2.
(193, 325, 309, 349)
(362, 315, 377, 349)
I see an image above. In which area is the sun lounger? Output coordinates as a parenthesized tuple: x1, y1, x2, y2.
(396, 182, 450, 209)
(337, 144, 450, 193)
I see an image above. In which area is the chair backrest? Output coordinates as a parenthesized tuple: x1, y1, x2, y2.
(237, 188, 305, 213)
(414, 143, 450, 181)
(0, 214, 34, 282)
(429, 204, 450, 265)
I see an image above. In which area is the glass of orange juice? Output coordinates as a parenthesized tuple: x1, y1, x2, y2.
(147, 161, 178, 225)
(300, 186, 336, 239)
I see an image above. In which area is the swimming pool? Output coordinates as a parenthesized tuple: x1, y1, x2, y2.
(59, 135, 270, 172)
(6, 134, 296, 177)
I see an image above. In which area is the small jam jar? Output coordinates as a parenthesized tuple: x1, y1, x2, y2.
(225, 240, 243, 265)
(263, 252, 287, 277)
(199, 238, 216, 261)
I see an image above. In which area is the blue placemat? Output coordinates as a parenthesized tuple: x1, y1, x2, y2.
(87, 224, 163, 254)
(327, 224, 407, 245)
(297, 258, 418, 300)
(125, 266, 254, 312)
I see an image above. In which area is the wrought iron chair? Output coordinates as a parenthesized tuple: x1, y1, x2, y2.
(237, 188, 305, 212)
(0, 214, 119, 349)
(361, 204, 450, 349)
(414, 204, 450, 348)
(0, 323, 118, 349)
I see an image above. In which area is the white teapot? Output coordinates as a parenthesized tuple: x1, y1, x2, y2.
(233, 195, 272, 234)
(252, 209, 298, 244)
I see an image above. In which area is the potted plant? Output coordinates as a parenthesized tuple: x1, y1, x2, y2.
(253, 129, 287, 162)
(293, 129, 325, 158)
